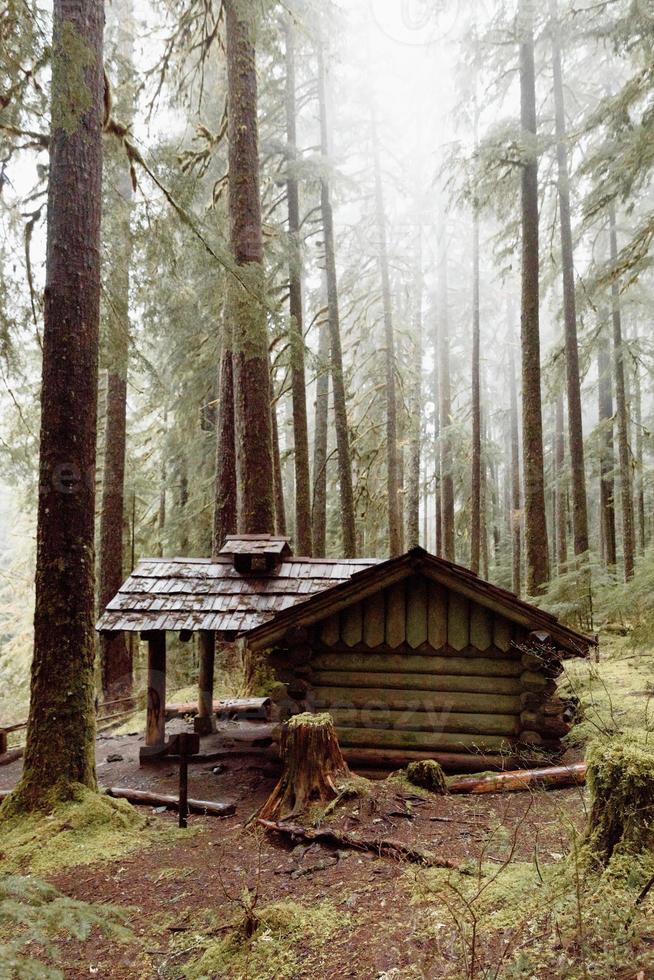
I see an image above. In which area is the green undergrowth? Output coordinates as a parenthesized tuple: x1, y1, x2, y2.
(0, 785, 194, 875)
(178, 899, 348, 980)
(561, 634, 654, 745)
(407, 837, 654, 978)
(0, 875, 131, 980)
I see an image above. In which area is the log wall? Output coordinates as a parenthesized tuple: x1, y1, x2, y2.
(271, 575, 571, 771)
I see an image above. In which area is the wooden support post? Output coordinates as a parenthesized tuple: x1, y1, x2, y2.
(145, 632, 166, 748)
(195, 630, 217, 735)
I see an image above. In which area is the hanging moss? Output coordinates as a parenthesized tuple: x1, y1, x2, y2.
(405, 759, 448, 795)
(586, 734, 654, 866)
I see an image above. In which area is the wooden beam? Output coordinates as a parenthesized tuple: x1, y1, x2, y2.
(427, 581, 447, 648)
(335, 726, 512, 754)
(313, 686, 522, 715)
(328, 707, 520, 737)
(195, 630, 217, 735)
(312, 651, 523, 678)
(447, 593, 469, 650)
(386, 581, 406, 648)
(312, 669, 522, 695)
(406, 576, 428, 649)
(470, 603, 493, 651)
(362, 592, 385, 647)
(145, 631, 166, 748)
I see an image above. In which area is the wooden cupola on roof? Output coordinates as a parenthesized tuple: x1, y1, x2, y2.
(219, 534, 293, 574)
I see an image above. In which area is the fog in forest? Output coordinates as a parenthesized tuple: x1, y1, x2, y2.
(1, 0, 653, 720)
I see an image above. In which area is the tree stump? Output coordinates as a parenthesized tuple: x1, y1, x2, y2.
(258, 712, 350, 821)
(586, 735, 654, 866)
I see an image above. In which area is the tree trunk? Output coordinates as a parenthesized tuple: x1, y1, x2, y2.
(550, 0, 589, 558)
(597, 314, 617, 568)
(10, 0, 105, 810)
(433, 317, 442, 557)
(470, 97, 482, 574)
(372, 114, 401, 557)
(213, 342, 237, 554)
(258, 712, 350, 821)
(509, 339, 522, 595)
(284, 19, 312, 556)
(271, 393, 287, 535)
(519, 0, 550, 594)
(633, 349, 646, 554)
(405, 229, 423, 549)
(225, 0, 274, 535)
(99, 2, 134, 703)
(555, 392, 568, 570)
(438, 229, 455, 561)
(586, 737, 654, 866)
(317, 43, 356, 557)
(609, 205, 635, 580)
(312, 309, 330, 557)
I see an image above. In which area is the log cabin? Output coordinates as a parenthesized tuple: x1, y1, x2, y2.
(97, 535, 594, 772)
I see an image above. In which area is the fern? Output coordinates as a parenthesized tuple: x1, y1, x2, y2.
(0, 876, 131, 980)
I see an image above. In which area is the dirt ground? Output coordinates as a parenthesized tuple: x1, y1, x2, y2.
(1, 719, 599, 979)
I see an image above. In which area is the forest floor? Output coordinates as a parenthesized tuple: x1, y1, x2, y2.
(2, 635, 654, 979)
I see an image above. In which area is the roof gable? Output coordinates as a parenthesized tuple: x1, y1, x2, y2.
(245, 548, 593, 657)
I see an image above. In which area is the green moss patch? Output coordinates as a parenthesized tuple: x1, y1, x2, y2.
(407, 833, 654, 978)
(586, 734, 654, 865)
(561, 635, 654, 745)
(405, 759, 448, 794)
(0, 785, 190, 874)
(183, 899, 347, 980)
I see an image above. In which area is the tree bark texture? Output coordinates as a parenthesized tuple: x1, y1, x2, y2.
(372, 115, 401, 557)
(550, 0, 589, 558)
(609, 205, 635, 580)
(317, 42, 356, 557)
(225, 0, 275, 535)
(405, 230, 423, 549)
(507, 341, 522, 594)
(271, 393, 287, 535)
(432, 317, 442, 557)
(597, 314, 617, 568)
(470, 204, 482, 574)
(16, 0, 105, 808)
(438, 230, 455, 562)
(519, 0, 550, 594)
(554, 392, 568, 570)
(312, 308, 330, 557)
(99, 3, 134, 702)
(284, 19, 312, 556)
(213, 342, 237, 555)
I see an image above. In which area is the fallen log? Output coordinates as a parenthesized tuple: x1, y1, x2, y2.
(165, 697, 272, 722)
(447, 762, 587, 795)
(257, 818, 459, 868)
(105, 786, 235, 817)
(0, 748, 24, 767)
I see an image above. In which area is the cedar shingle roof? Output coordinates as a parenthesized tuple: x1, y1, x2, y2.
(97, 545, 594, 658)
(96, 554, 380, 636)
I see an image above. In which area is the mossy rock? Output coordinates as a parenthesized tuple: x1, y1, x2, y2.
(586, 734, 654, 866)
(405, 759, 447, 794)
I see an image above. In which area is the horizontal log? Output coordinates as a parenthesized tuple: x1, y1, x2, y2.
(521, 651, 563, 677)
(520, 672, 557, 694)
(313, 687, 522, 715)
(314, 641, 522, 661)
(105, 787, 235, 817)
(165, 698, 272, 721)
(448, 762, 587, 794)
(312, 670, 522, 696)
(328, 707, 520, 737)
(0, 747, 23, 767)
(520, 710, 570, 738)
(335, 726, 512, 754)
(341, 747, 528, 773)
(312, 652, 524, 678)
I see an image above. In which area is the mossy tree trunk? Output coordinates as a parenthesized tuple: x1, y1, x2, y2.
(258, 712, 350, 821)
(225, 0, 274, 535)
(586, 737, 654, 866)
(10, 0, 105, 811)
(519, 0, 550, 595)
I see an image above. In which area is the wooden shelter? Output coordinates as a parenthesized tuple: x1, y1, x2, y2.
(97, 536, 594, 771)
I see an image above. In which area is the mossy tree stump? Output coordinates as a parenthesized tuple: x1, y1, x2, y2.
(258, 712, 350, 821)
(586, 736, 654, 866)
